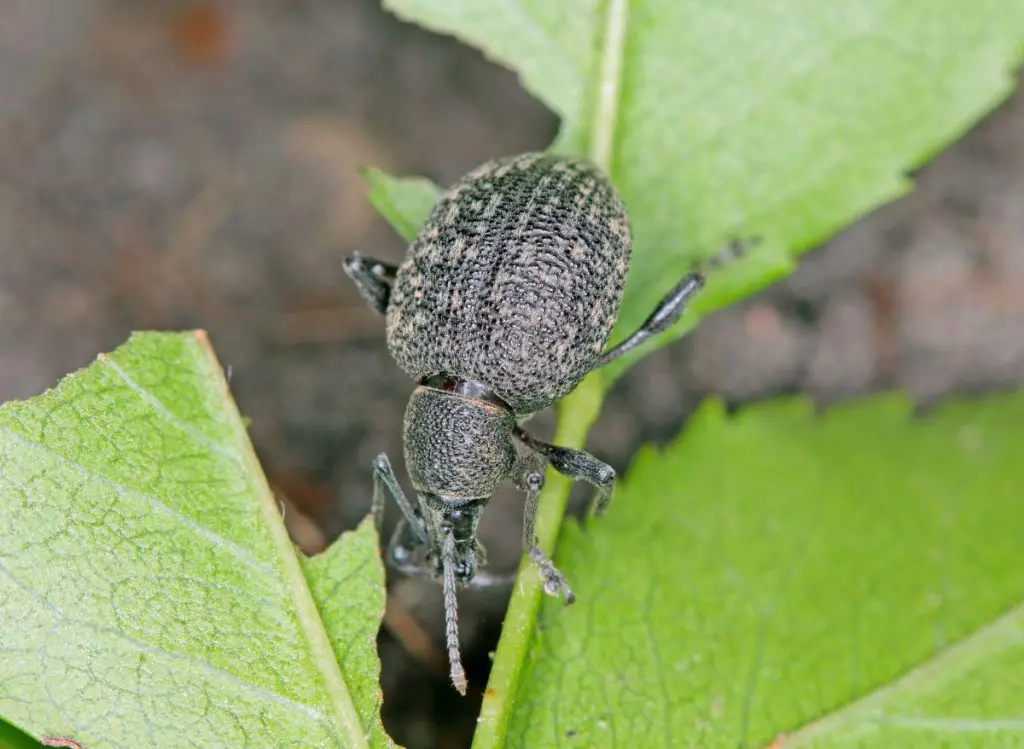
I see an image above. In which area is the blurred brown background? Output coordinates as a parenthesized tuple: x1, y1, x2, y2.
(2, 1, 1022, 746)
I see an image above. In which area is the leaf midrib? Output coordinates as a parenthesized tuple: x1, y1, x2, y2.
(472, 4, 632, 746)
(190, 336, 370, 748)
(777, 598, 1024, 746)
(589, 0, 629, 171)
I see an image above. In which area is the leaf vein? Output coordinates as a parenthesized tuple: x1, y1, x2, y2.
(0, 558, 327, 725)
(782, 600, 1024, 746)
(100, 356, 242, 463)
(0, 423, 274, 576)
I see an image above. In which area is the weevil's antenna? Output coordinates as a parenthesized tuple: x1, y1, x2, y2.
(698, 234, 762, 272)
(441, 528, 467, 695)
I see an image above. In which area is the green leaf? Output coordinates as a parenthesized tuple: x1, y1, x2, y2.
(303, 519, 395, 749)
(0, 719, 37, 749)
(0, 332, 394, 749)
(361, 167, 444, 244)
(362, 3, 1024, 745)
(505, 392, 1024, 748)
(376, 0, 1024, 382)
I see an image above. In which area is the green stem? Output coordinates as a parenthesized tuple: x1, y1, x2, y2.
(471, 374, 604, 749)
(589, 0, 629, 171)
(472, 5, 626, 740)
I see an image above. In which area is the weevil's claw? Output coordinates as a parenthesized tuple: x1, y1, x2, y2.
(560, 584, 576, 606)
(543, 573, 575, 605)
(530, 546, 575, 604)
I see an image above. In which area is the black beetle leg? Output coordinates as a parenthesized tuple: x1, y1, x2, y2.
(386, 518, 432, 577)
(515, 428, 616, 517)
(594, 236, 760, 367)
(594, 271, 705, 367)
(373, 453, 433, 575)
(372, 453, 426, 540)
(514, 453, 575, 604)
(343, 253, 399, 315)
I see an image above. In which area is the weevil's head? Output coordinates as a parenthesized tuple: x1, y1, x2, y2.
(401, 380, 517, 582)
(400, 380, 519, 695)
(414, 493, 487, 583)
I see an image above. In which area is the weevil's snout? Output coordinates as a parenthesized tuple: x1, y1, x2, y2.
(451, 554, 473, 579)
(431, 534, 482, 584)
(418, 492, 489, 584)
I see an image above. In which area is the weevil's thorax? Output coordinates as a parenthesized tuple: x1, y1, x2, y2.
(418, 492, 488, 582)
(403, 380, 516, 499)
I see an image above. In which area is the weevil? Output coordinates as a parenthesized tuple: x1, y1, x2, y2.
(345, 152, 752, 693)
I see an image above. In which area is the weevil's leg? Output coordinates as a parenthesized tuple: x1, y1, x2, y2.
(595, 236, 760, 368)
(372, 453, 426, 541)
(343, 253, 399, 315)
(374, 454, 433, 577)
(386, 518, 432, 577)
(513, 453, 575, 604)
(515, 428, 616, 517)
(594, 272, 705, 367)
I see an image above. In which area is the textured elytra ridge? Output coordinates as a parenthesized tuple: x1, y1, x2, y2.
(386, 152, 631, 414)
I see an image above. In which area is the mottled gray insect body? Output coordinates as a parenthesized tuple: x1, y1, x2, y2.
(386, 152, 631, 414)
(344, 151, 747, 695)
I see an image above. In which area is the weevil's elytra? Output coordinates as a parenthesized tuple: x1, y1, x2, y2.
(344, 151, 756, 694)
(386, 153, 630, 414)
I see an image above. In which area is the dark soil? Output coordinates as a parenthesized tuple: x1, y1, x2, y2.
(1, 2, 1021, 746)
